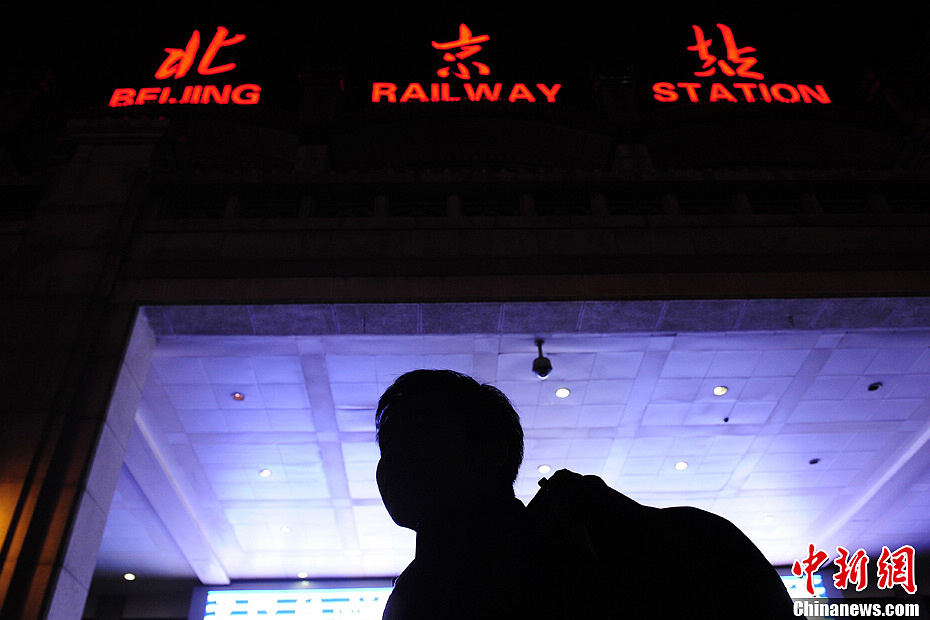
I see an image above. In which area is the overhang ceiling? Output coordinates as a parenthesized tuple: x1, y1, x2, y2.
(92, 300, 930, 586)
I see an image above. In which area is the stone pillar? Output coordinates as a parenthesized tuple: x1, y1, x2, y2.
(0, 119, 165, 620)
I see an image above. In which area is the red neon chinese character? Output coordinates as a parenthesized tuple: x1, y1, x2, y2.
(792, 543, 829, 596)
(833, 546, 869, 592)
(876, 545, 916, 594)
(431, 23, 491, 80)
(687, 24, 764, 80)
(155, 26, 246, 80)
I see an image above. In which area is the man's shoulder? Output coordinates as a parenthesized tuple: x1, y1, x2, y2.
(527, 469, 770, 559)
(528, 469, 636, 511)
(525, 469, 795, 618)
(529, 469, 739, 526)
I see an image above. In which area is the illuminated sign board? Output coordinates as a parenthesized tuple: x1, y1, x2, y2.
(652, 23, 830, 104)
(102, 21, 833, 110)
(371, 23, 562, 104)
(109, 26, 261, 107)
(188, 584, 392, 620)
(781, 573, 830, 599)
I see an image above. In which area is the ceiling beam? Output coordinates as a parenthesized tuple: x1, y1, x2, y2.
(124, 412, 230, 585)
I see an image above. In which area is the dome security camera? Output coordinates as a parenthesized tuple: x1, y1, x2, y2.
(533, 339, 552, 380)
(533, 355, 552, 379)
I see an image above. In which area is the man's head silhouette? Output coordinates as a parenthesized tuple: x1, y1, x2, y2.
(375, 369, 524, 530)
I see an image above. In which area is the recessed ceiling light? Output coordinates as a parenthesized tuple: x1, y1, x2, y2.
(763, 515, 775, 523)
(297, 572, 308, 579)
(674, 461, 688, 471)
(280, 526, 291, 534)
(538, 464, 551, 474)
(809, 458, 820, 465)
(867, 382, 882, 392)
(259, 469, 272, 478)
(555, 387, 570, 398)
(713, 386, 728, 396)
(231, 392, 246, 401)
(123, 573, 136, 581)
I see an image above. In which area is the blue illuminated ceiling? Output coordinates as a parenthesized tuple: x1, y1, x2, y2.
(92, 298, 930, 585)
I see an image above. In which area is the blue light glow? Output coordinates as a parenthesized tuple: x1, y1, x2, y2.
(200, 587, 392, 619)
(781, 573, 829, 599)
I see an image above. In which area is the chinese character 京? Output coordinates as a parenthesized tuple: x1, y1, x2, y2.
(432, 23, 491, 80)
(833, 546, 869, 592)
(877, 545, 916, 594)
(155, 26, 246, 80)
(688, 24, 763, 80)
(792, 543, 829, 596)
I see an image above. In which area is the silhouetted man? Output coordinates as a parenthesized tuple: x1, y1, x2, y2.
(376, 369, 796, 619)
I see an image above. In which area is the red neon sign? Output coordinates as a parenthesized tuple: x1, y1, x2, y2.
(155, 26, 246, 79)
(432, 23, 491, 79)
(109, 26, 261, 108)
(372, 23, 561, 105)
(652, 23, 829, 105)
(688, 24, 763, 80)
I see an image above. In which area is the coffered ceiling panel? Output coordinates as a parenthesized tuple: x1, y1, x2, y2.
(92, 303, 930, 590)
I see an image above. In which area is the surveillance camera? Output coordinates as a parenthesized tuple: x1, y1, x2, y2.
(533, 355, 552, 379)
